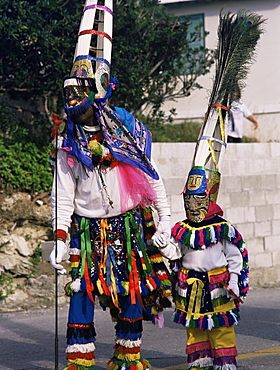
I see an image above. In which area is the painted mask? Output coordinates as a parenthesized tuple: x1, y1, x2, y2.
(184, 193, 209, 223)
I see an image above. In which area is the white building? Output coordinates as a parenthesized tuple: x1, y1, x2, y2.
(159, 0, 280, 142)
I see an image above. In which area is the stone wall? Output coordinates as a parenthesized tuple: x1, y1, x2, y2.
(1, 142, 279, 312)
(152, 142, 280, 288)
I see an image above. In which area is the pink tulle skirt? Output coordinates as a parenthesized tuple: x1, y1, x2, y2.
(117, 161, 157, 213)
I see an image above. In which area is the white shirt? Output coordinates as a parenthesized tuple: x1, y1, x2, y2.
(228, 99, 252, 139)
(159, 236, 242, 275)
(51, 149, 170, 232)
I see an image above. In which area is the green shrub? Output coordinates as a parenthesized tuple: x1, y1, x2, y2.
(148, 121, 202, 142)
(0, 138, 53, 194)
(29, 244, 42, 265)
(0, 275, 14, 300)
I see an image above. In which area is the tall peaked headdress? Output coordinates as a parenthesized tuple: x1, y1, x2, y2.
(185, 10, 265, 202)
(64, 0, 114, 116)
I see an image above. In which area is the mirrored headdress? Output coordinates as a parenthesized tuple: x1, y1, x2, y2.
(64, 0, 114, 116)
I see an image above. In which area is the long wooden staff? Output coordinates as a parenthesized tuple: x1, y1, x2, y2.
(54, 130, 59, 370)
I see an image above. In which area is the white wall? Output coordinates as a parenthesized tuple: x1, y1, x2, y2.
(153, 142, 280, 287)
(161, 0, 280, 142)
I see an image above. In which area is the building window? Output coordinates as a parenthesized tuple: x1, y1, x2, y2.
(179, 13, 205, 49)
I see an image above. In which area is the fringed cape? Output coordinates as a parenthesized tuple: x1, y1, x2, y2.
(170, 215, 249, 330)
(62, 102, 159, 179)
(171, 215, 249, 298)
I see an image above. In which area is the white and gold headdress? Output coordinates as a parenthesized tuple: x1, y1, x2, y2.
(64, 1, 115, 115)
(186, 10, 265, 203)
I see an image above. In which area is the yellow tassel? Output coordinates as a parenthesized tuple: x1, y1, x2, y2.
(70, 262, 79, 268)
(114, 351, 141, 361)
(88, 139, 103, 156)
(68, 358, 95, 366)
(110, 264, 120, 310)
(148, 257, 163, 263)
(121, 281, 129, 295)
(136, 362, 144, 370)
(151, 306, 160, 315)
(107, 362, 113, 370)
(96, 280, 104, 295)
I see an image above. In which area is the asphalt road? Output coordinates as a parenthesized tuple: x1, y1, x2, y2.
(0, 288, 280, 370)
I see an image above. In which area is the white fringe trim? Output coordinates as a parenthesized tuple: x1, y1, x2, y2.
(175, 283, 187, 297)
(214, 364, 236, 370)
(181, 312, 237, 330)
(211, 287, 226, 299)
(115, 338, 142, 348)
(210, 226, 217, 243)
(228, 224, 236, 239)
(156, 269, 167, 276)
(190, 231, 196, 248)
(69, 248, 81, 255)
(146, 280, 155, 291)
(229, 311, 239, 325)
(207, 314, 214, 330)
(66, 342, 95, 353)
(188, 356, 213, 368)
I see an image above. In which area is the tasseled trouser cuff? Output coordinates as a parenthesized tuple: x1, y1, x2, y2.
(63, 341, 96, 370)
(186, 326, 237, 370)
(63, 292, 96, 370)
(108, 296, 151, 370)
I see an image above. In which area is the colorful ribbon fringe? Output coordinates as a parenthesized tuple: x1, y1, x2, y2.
(171, 216, 249, 299)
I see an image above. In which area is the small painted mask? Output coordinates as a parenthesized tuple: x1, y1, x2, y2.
(184, 193, 210, 223)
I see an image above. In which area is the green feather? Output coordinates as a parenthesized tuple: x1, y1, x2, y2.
(209, 9, 266, 108)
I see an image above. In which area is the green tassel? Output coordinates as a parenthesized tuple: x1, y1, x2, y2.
(212, 314, 219, 328)
(188, 317, 196, 328)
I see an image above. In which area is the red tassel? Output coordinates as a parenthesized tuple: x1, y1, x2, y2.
(99, 273, 111, 296)
(52, 113, 65, 138)
(66, 366, 77, 370)
(83, 255, 95, 304)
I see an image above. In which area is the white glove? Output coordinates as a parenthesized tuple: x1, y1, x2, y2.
(226, 273, 239, 300)
(151, 216, 171, 248)
(49, 240, 67, 274)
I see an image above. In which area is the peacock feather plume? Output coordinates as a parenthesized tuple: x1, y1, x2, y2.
(192, 9, 265, 202)
(209, 9, 266, 109)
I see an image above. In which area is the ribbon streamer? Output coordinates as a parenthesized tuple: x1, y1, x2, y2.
(186, 277, 204, 319)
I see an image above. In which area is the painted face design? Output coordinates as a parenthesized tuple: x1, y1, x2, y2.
(184, 193, 209, 223)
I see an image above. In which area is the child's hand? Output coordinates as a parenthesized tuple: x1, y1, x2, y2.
(227, 273, 239, 300)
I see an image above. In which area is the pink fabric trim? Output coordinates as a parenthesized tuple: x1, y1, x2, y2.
(117, 161, 156, 213)
(177, 225, 186, 239)
(209, 270, 229, 285)
(186, 340, 211, 354)
(212, 347, 238, 358)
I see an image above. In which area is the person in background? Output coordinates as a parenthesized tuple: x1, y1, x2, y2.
(227, 86, 258, 143)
